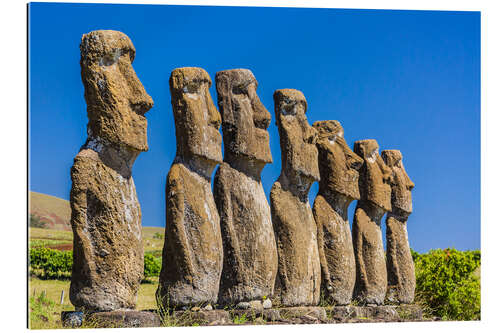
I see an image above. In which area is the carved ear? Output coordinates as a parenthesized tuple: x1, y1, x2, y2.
(377, 154, 393, 183)
(353, 142, 366, 158)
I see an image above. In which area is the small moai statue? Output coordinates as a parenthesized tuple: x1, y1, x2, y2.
(270, 89, 321, 306)
(352, 139, 392, 305)
(70, 30, 154, 311)
(312, 120, 363, 305)
(381, 150, 416, 304)
(213, 69, 278, 307)
(157, 67, 223, 309)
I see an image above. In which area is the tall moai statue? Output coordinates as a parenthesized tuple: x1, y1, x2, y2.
(158, 67, 223, 309)
(382, 150, 416, 304)
(352, 139, 392, 305)
(213, 69, 278, 306)
(270, 89, 321, 306)
(69, 30, 154, 311)
(312, 120, 363, 305)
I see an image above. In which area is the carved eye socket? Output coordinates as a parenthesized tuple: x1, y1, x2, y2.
(183, 81, 202, 94)
(232, 83, 248, 95)
(99, 49, 122, 66)
(280, 102, 297, 116)
(328, 135, 337, 143)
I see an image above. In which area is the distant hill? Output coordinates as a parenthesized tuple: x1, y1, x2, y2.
(29, 191, 71, 231)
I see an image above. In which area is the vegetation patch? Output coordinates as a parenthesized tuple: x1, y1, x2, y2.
(412, 248, 480, 321)
(29, 248, 163, 280)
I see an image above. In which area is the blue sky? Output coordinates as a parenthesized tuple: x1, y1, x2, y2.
(28, 2, 480, 253)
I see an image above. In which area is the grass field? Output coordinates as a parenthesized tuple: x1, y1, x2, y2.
(28, 224, 165, 329)
(29, 277, 159, 329)
(29, 226, 165, 253)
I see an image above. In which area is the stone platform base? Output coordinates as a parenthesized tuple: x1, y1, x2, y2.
(61, 310, 161, 328)
(62, 304, 423, 327)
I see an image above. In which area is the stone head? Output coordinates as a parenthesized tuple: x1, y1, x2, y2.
(80, 30, 154, 152)
(382, 150, 414, 215)
(170, 67, 223, 167)
(216, 69, 272, 167)
(313, 120, 363, 201)
(273, 89, 320, 183)
(354, 139, 392, 212)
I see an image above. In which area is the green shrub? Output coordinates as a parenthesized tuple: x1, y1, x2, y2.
(153, 232, 164, 240)
(413, 248, 480, 321)
(29, 247, 73, 279)
(29, 247, 163, 280)
(144, 253, 162, 278)
(30, 214, 47, 229)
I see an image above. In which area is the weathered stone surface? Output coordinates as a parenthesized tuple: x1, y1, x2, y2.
(158, 67, 223, 308)
(312, 120, 363, 305)
(86, 310, 161, 328)
(270, 89, 321, 306)
(279, 306, 327, 322)
(172, 310, 231, 326)
(61, 310, 161, 328)
(352, 139, 392, 305)
(325, 305, 423, 323)
(172, 309, 231, 326)
(61, 311, 83, 328)
(382, 150, 416, 304)
(69, 30, 153, 312)
(262, 299, 272, 309)
(213, 69, 277, 305)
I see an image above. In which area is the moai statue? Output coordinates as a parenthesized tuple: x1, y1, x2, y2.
(69, 30, 153, 311)
(270, 89, 321, 306)
(158, 67, 223, 309)
(352, 139, 392, 305)
(213, 69, 278, 307)
(382, 150, 416, 304)
(312, 120, 363, 305)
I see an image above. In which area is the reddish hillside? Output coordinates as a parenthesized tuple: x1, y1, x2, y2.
(29, 191, 71, 231)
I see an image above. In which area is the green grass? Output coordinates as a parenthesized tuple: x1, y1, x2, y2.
(29, 278, 74, 329)
(29, 228, 73, 242)
(29, 226, 166, 253)
(29, 239, 70, 248)
(28, 277, 160, 329)
(232, 313, 248, 324)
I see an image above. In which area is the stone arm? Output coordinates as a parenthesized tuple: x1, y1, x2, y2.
(213, 166, 243, 282)
(70, 155, 98, 277)
(386, 216, 401, 286)
(165, 166, 195, 282)
(376, 155, 393, 184)
(270, 184, 291, 291)
(353, 208, 367, 290)
(312, 196, 332, 292)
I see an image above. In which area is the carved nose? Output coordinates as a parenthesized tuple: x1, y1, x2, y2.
(206, 92, 221, 129)
(129, 74, 154, 116)
(130, 93, 153, 116)
(253, 98, 271, 129)
(351, 160, 363, 171)
(305, 126, 318, 145)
